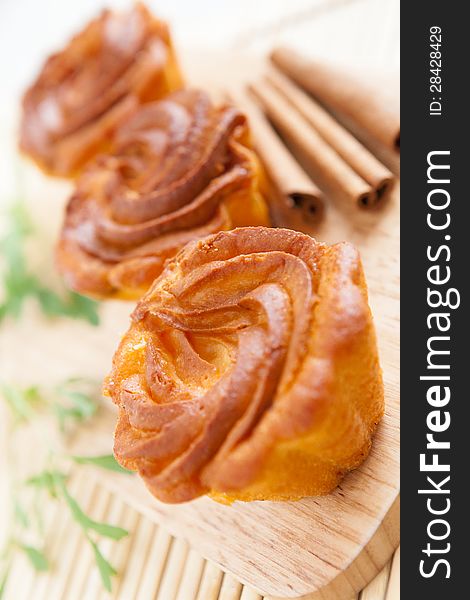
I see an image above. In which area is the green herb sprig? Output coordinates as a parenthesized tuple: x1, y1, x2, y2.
(71, 453, 132, 474)
(0, 199, 99, 325)
(0, 378, 130, 595)
(0, 377, 99, 430)
(27, 468, 128, 592)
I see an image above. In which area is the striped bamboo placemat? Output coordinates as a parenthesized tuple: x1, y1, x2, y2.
(1, 466, 399, 600)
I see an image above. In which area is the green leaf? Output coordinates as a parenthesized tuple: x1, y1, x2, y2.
(26, 470, 67, 498)
(22, 386, 42, 406)
(0, 294, 25, 321)
(0, 383, 45, 422)
(0, 201, 36, 324)
(61, 376, 95, 386)
(1, 199, 100, 326)
(63, 391, 97, 419)
(0, 383, 33, 421)
(19, 545, 49, 572)
(53, 391, 97, 430)
(90, 541, 116, 592)
(64, 293, 100, 326)
(0, 303, 7, 321)
(58, 478, 128, 541)
(0, 565, 10, 599)
(84, 518, 128, 541)
(31, 488, 45, 536)
(52, 385, 98, 430)
(35, 287, 69, 317)
(35, 288, 101, 326)
(8, 200, 33, 237)
(71, 454, 131, 474)
(0, 378, 99, 431)
(51, 404, 67, 431)
(13, 500, 29, 528)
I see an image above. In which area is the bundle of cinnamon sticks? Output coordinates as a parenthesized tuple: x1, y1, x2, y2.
(237, 46, 399, 226)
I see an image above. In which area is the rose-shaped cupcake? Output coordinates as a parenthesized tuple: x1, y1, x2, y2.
(105, 227, 384, 503)
(20, 3, 183, 177)
(56, 90, 270, 299)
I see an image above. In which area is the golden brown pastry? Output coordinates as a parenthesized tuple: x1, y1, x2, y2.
(105, 227, 384, 503)
(19, 3, 183, 177)
(56, 90, 270, 299)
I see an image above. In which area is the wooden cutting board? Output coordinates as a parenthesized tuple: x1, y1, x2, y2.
(71, 184, 400, 600)
(0, 53, 399, 600)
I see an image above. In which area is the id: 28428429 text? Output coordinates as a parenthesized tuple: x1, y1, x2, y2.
(429, 26, 443, 116)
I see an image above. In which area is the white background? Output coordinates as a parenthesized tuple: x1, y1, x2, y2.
(0, 0, 399, 109)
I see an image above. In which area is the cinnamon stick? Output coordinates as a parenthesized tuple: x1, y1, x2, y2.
(227, 88, 324, 226)
(266, 68, 394, 200)
(271, 46, 400, 152)
(249, 79, 376, 207)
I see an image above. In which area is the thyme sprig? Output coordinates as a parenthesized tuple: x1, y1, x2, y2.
(0, 379, 130, 595)
(0, 199, 99, 325)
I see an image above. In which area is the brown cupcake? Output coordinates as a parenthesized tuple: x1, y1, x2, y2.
(105, 227, 384, 503)
(56, 90, 270, 299)
(20, 2, 183, 177)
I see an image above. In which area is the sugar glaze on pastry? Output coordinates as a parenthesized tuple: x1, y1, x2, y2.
(56, 90, 269, 299)
(20, 3, 183, 177)
(105, 227, 384, 503)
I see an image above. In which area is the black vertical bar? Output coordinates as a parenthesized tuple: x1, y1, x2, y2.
(401, 2, 468, 596)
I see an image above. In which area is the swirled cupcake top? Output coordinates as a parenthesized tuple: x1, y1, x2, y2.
(57, 89, 269, 298)
(20, 2, 182, 176)
(106, 227, 379, 503)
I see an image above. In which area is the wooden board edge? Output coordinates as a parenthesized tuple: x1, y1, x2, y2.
(85, 462, 399, 600)
(267, 495, 400, 600)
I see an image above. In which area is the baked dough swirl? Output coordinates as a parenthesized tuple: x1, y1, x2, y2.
(19, 3, 183, 177)
(56, 90, 269, 299)
(105, 227, 384, 503)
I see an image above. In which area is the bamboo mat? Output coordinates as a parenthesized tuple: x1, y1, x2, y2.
(1, 466, 399, 600)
